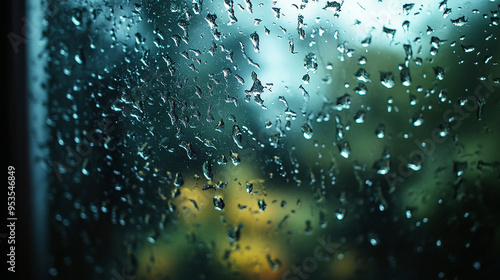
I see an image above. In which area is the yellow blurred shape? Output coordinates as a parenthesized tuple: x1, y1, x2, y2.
(134, 234, 184, 279)
(225, 239, 286, 280)
(329, 250, 359, 280)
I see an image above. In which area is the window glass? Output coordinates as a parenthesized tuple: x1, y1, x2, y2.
(38, 0, 500, 279)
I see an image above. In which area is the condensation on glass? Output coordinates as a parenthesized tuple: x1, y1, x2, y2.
(39, 0, 500, 279)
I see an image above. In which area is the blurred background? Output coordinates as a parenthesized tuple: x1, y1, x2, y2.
(6, 0, 500, 279)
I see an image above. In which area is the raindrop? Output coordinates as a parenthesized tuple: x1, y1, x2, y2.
(202, 161, 213, 181)
(411, 112, 424, 126)
(249, 31, 260, 52)
(451, 16, 468, 26)
(461, 45, 475, 53)
(217, 181, 228, 189)
(434, 67, 445, 81)
(438, 90, 448, 102)
(335, 208, 346, 220)
(382, 26, 396, 39)
(405, 210, 412, 219)
(337, 140, 351, 159)
(272, 7, 281, 19)
(71, 9, 82, 26)
(229, 150, 241, 166)
(323, 1, 343, 17)
(492, 17, 499, 26)
(304, 53, 318, 72)
(355, 68, 371, 82)
(215, 119, 225, 132)
(354, 83, 368, 95)
(375, 124, 385, 138)
(74, 51, 84, 65)
(476, 96, 486, 121)
(400, 66, 412, 87)
(213, 196, 225, 211)
(203, 183, 216, 191)
(454, 161, 467, 177)
(354, 110, 366, 123)
(301, 123, 314, 139)
(258, 199, 267, 211)
(361, 36, 371, 47)
(335, 93, 351, 110)
(402, 3, 415, 15)
(265, 120, 273, 129)
(380, 72, 395, 89)
(246, 182, 253, 194)
(232, 124, 244, 149)
(408, 154, 423, 171)
(373, 153, 391, 175)
(438, 122, 450, 137)
(174, 172, 184, 187)
(402, 20, 410, 33)
(179, 141, 197, 160)
(358, 56, 367, 65)
(302, 74, 310, 84)
(228, 225, 241, 243)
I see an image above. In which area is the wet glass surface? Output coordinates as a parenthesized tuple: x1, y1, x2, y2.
(26, 0, 500, 279)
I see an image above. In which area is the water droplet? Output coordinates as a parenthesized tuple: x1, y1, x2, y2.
(335, 208, 346, 220)
(375, 124, 385, 138)
(361, 36, 371, 47)
(302, 74, 310, 84)
(266, 255, 282, 270)
(213, 196, 225, 211)
(337, 141, 351, 159)
(491, 17, 500, 26)
(74, 51, 84, 65)
(438, 90, 448, 102)
(246, 182, 253, 194)
(434, 67, 445, 80)
(374, 155, 390, 175)
(230, 150, 241, 166)
(451, 16, 468, 26)
(402, 20, 410, 32)
(411, 112, 424, 126)
(402, 3, 415, 15)
(335, 93, 351, 111)
(174, 172, 184, 187)
(249, 31, 260, 52)
(304, 53, 318, 72)
(179, 141, 197, 160)
(228, 225, 241, 243)
(461, 45, 475, 53)
(355, 68, 370, 82)
(354, 83, 368, 95)
(301, 123, 314, 139)
(258, 199, 267, 211)
(354, 110, 366, 123)
(323, 1, 343, 17)
(382, 26, 396, 39)
(400, 66, 412, 87)
(71, 10, 82, 26)
(454, 161, 467, 177)
(202, 161, 213, 181)
(358, 56, 367, 65)
(380, 72, 395, 88)
(408, 154, 423, 171)
(232, 125, 244, 149)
